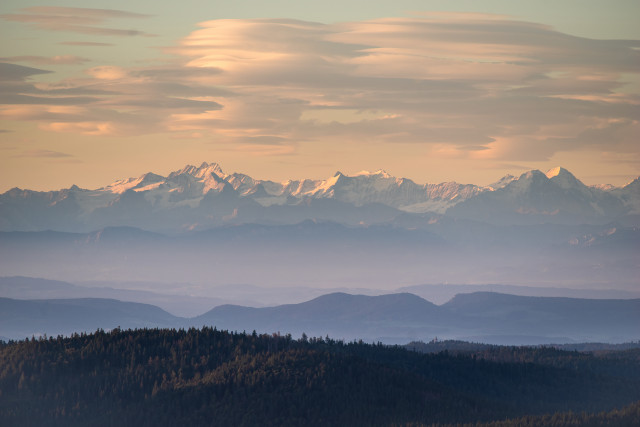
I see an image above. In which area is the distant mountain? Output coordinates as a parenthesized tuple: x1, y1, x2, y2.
(195, 292, 640, 345)
(2, 162, 636, 232)
(442, 292, 640, 344)
(447, 168, 634, 225)
(613, 176, 640, 221)
(5, 276, 638, 322)
(2, 291, 638, 343)
(0, 222, 455, 288)
(1, 220, 637, 289)
(0, 297, 180, 340)
(0, 162, 481, 232)
(397, 283, 640, 305)
(0, 276, 226, 318)
(196, 293, 446, 343)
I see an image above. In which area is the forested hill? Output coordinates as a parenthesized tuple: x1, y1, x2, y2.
(1, 328, 639, 427)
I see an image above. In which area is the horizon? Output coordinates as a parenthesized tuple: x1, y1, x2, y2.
(2, 160, 639, 193)
(1, 1, 639, 192)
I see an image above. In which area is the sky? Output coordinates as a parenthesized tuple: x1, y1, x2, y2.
(1, 0, 639, 192)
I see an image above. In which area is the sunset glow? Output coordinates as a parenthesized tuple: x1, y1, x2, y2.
(1, 1, 638, 190)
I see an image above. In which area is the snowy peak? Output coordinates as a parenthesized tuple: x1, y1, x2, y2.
(2, 162, 637, 233)
(545, 166, 566, 179)
(312, 174, 341, 197)
(354, 169, 391, 179)
(504, 170, 549, 192)
(168, 164, 198, 178)
(192, 162, 225, 179)
(105, 172, 165, 194)
(615, 176, 640, 214)
(446, 166, 635, 225)
(226, 173, 259, 194)
(591, 183, 617, 191)
(521, 169, 547, 180)
(623, 176, 640, 190)
(134, 173, 165, 192)
(169, 162, 224, 179)
(505, 168, 586, 192)
(545, 167, 585, 190)
(488, 174, 516, 190)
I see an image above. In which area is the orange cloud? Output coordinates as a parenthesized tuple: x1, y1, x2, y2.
(85, 66, 127, 80)
(40, 121, 116, 136)
(1, 13, 638, 163)
(1, 6, 153, 37)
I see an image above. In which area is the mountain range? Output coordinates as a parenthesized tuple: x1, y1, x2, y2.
(1, 162, 638, 233)
(1, 162, 637, 301)
(195, 292, 640, 345)
(2, 291, 638, 344)
(3, 276, 638, 317)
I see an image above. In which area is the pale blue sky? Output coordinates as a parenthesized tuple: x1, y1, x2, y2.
(3, 0, 639, 38)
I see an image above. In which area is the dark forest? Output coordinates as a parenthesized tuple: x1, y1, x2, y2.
(1, 327, 638, 426)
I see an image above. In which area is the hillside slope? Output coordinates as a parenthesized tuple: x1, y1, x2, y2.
(1, 328, 639, 426)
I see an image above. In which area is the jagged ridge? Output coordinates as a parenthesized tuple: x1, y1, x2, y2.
(0, 163, 638, 232)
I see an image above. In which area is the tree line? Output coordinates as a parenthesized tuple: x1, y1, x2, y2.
(1, 327, 638, 426)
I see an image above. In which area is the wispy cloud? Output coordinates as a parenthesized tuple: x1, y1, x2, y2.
(1, 6, 154, 37)
(12, 149, 73, 158)
(0, 59, 222, 136)
(0, 13, 638, 162)
(0, 55, 89, 65)
(0, 62, 52, 80)
(59, 41, 114, 47)
(161, 16, 639, 159)
(20, 6, 148, 19)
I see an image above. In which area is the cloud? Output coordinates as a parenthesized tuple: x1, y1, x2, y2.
(85, 66, 127, 80)
(20, 6, 148, 19)
(13, 149, 73, 158)
(237, 135, 290, 145)
(0, 60, 225, 136)
(39, 122, 116, 136)
(0, 14, 638, 161)
(0, 62, 52, 80)
(1, 6, 153, 37)
(0, 94, 99, 105)
(0, 55, 89, 65)
(59, 41, 114, 46)
(158, 16, 639, 157)
(214, 142, 297, 156)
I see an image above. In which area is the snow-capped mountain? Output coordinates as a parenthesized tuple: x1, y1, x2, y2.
(0, 162, 638, 232)
(97, 162, 487, 213)
(447, 167, 637, 225)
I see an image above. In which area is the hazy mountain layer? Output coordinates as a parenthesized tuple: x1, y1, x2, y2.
(2, 292, 638, 344)
(196, 292, 640, 345)
(0, 297, 178, 340)
(5, 276, 639, 318)
(0, 276, 226, 318)
(1, 221, 637, 289)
